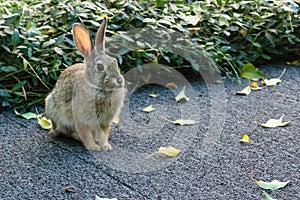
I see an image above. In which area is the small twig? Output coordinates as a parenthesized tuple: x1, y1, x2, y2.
(18, 54, 49, 89)
(145, 152, 159, 160)
(35, 107, 40, 115)
(278, 68, 287, 79)
(253, 118, 261, 126)
(111, 10, 123, 19)
(250, 169, 257, 182)
(34, 107, 45, 117)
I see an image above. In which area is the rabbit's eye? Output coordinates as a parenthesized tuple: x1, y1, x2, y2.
(96, 63, 104, 71)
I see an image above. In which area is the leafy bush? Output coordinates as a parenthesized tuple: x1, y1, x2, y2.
(0, 0, 299, 108)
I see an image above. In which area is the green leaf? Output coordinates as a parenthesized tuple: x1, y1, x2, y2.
(14, 109, 37, 120)
(265, 32, 275, 47)
(261, 115, 292, 128)
(261, 54, 272, 60)
(0, 90, 11, 98)
(240, 63, 265, 80)
(216, 0, 223, 6)
(54, 47, 63, 55)
(236, 85, 251, 96)
(256, 180, 290, 191)
(218, 16, 229, 27)
(11, 30, 20, 48)
(262, 190, 277, 200)
(179, 13, 201, 26)
(1, 45, 11, 53)
(229, 26, 239, 31)
(0, 66, 18, 72)
(143, 18, 157, 23)
(12, 80, 26, 91)
(221, 46, 231, 51)
(42, 39, 56, 48)
(252, 42, 262, 48)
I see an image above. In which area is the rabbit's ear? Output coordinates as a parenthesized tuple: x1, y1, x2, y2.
(95, 18, 107, 52)
(73, 23, 93, 57)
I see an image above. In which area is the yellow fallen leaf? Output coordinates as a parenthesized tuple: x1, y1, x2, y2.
(162, 117, 198, 126)
(236, 85, 251, 95)
(261, 115, 292, 128)
(240, 134, 250, 143)
(286, 60, 299, 66)
(37, 115, 52, 130)
(173, 119, 198, 126)
(146, 146, 181, 159)
(250, 82, 264, 90)
(148, 93, 158, 98)
(251, 81, 258, 88)
(214, 80, 223, 84)
(175, 85, 190, 102)
(262, 78, 281, 86)
(142, 105, 155, 113)
(166, 82, 178, 89)
(256, 179, 291, 191)
(95, 195, 118, 200)
(158, 146, 181, 157)
(251, 86, 264, 91)
(113, 117, 120, 124)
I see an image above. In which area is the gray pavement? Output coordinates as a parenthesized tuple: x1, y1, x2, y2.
(0, 63, 299, 199)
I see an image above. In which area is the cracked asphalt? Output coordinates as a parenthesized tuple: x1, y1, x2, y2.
(0, 62, 299, 200)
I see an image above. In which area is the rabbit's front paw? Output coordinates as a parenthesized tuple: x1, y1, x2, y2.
(86, 144, 102, 151)
(86, 143, 111, 151)
(101, 143, 112, 151)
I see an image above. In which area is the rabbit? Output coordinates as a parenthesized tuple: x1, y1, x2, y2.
(45, 18, 125, 151)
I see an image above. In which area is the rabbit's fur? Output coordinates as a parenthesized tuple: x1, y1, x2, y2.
(45, 18, 125, 151)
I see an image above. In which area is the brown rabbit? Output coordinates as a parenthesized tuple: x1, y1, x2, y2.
(45, 18, 125, 151)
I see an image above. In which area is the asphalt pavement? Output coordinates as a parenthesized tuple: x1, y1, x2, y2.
(0, 62, 299, 200)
